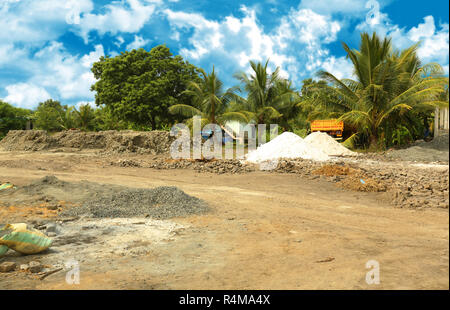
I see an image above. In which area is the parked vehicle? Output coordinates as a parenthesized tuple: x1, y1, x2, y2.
(310, 119, 344, 140)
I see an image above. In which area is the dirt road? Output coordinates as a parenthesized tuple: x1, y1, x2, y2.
(0, 151, 448, 289)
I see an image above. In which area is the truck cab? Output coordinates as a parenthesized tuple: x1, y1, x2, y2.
(310, 119, 344, 140)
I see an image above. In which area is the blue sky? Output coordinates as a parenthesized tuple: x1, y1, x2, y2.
(0, 0, 448, 109)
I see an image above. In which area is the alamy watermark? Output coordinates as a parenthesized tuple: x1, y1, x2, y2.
(169, 115, 279, 169)
(65, 259, 80, 285)
(365, 260, 380, 285)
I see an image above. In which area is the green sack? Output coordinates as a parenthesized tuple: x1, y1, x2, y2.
(0, 245, 8, 257)
(0, 223, 52, 255)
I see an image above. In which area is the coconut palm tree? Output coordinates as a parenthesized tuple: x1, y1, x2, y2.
(74, 104, 96, 131)
(271, 79, 302, 131)
(315, 32, 448, 150)
(57, 106, 76, 130)
(169, 67, 248, 127)
(233, 60, 298, 125)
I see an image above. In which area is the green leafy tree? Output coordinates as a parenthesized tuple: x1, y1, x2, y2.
(315, 32, 448, 150)
(34, 99, 66, 132)
(91, 45, 202, 130)
(0, 101, 32, 138)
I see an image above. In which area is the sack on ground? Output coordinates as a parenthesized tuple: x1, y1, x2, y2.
(0, 223, 52, 255)
(0, 245, 8, 257)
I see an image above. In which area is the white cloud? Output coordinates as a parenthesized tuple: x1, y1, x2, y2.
(277, 9, 341, 48)
(320, 56, 354, 79)
(75, 101, 97, 109)
(114, 36, 125, 48)
(4, 83, 51, 109)
(33, 42, 104, 100)
(2, 42, 104, 108)
(77, 0, 157, 43)
(357, 7, 449, 73)
(408, 17, 449, 68)
(298, 0, 369, 16)
(164, 6, 341, 84)
(0, 0, 93, 45)
(408, 16, 436, 41)
(0, 43, 27, 65)
(126, 35, 150, 50)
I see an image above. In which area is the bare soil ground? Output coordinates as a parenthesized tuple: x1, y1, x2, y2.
(0, 150, 448, 290)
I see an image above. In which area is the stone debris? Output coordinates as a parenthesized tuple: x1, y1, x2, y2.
(274, 159, 448, 208)
(0, 262, 16, 273)
(28, 261, 42, 273)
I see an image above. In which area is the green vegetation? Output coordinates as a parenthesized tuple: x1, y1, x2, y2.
(169, 66, 247, 127)
(0, 36, 448, 150)
(313, 33, 448, 150)
(91, 45, 201, 130)
(232, 60, 299, 128)
(0, 100, 32, 138)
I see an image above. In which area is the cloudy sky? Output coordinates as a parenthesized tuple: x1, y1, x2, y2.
(1, 0, 448, 109)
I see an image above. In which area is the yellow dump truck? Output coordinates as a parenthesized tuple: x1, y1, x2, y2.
(310, 119, 344, 139)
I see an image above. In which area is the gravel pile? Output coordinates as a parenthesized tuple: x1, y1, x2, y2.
(0, 176, 210, 219)
(385, 133, 449, 163)
(414, 133, 449, 151)
(63, 186, 210, 219)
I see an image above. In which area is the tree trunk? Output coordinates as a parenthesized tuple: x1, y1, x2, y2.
(149, 115, 155, 130)
(368, 133, 379, 151)
(211, 99, 216, 124)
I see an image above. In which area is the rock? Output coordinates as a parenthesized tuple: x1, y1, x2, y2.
(28, 261, 42, 273)
(46, 204, 59, 210)
(20, 264, 29, 271)
(0, 262, 16, 273)
(47, 232, 57, 237)
(45, 223, 59, 233)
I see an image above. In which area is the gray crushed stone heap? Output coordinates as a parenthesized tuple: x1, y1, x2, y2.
(62, 186, 210, 219)
(0, 175, 210, 219)
(386, 133, 449, 163)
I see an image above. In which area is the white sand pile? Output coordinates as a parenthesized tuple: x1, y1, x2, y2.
(304, 132, 356, 156)
(246, 132, 329, 163)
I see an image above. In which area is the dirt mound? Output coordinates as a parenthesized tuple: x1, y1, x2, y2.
(0, 176, 210, 220)
(0, 130, 54, 151)
(0, 130, 175, 155)
(338, 175, 387, 192)
(312, 164, 357, 176)
(311, 164, 386, 192)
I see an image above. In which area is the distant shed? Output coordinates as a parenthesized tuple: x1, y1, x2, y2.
(434, 107, 449, 136)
